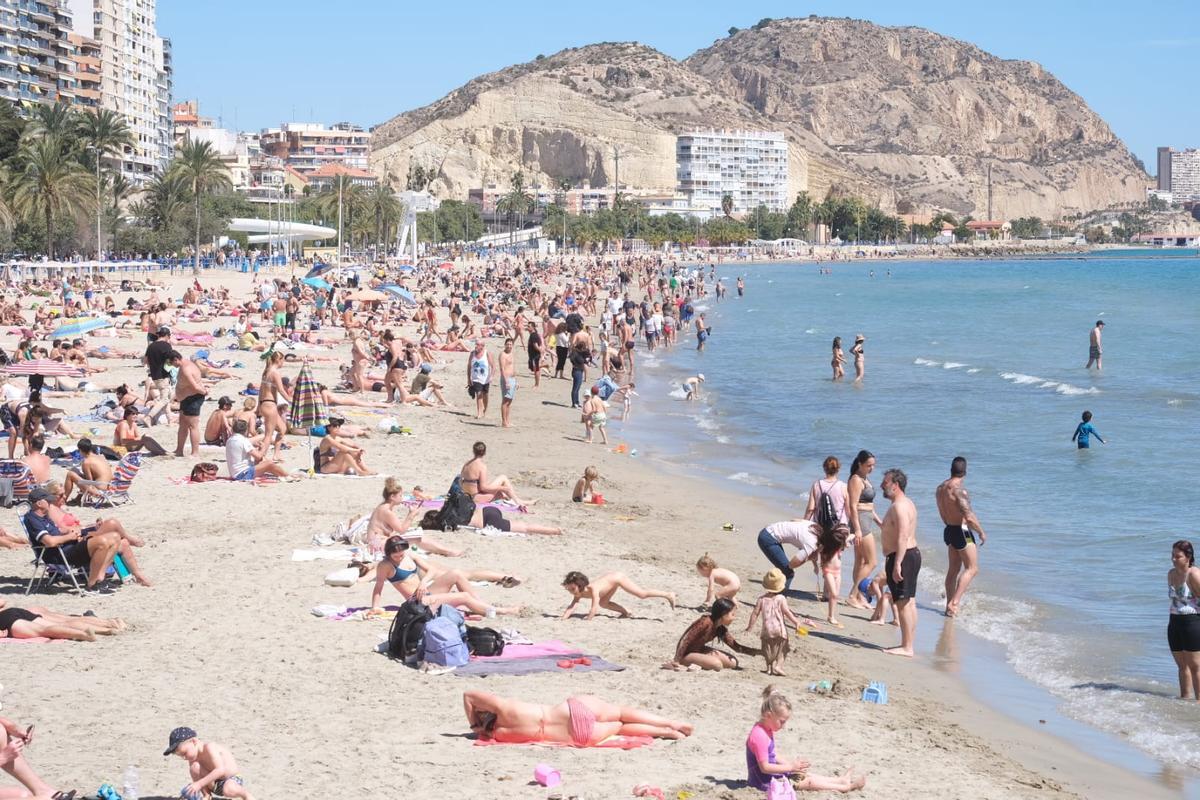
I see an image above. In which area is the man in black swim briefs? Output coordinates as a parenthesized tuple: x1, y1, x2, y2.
(936, 457, 989, 618)
(171, 351, 208, 457)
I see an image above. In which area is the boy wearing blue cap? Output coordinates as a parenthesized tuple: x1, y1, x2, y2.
(164, 726, 254, 800)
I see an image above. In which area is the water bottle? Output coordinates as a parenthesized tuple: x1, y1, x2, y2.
(122, 764, 139, 800)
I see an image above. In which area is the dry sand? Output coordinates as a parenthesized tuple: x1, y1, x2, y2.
(0, 268, 1172, 800)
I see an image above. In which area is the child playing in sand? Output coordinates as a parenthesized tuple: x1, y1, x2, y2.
(745, 569, 801, 676)
(560, 571, 675, 621)
(1071, 409, 1105, 449)
(696, 553, 741, 607)
(746, 686, 867, 794)
(164, 726, 255, 800)
(572, 466, 599, 502)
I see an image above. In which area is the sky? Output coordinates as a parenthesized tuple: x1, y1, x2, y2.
(159, 0, 1199, 171)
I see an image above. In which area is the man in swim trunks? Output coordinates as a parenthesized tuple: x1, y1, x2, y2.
(171, 350, 207, 457)
(936, 456, 988, 617)
(499, 337, 517, 428)
(880, 468, 919, 657)
(462, 690, 692, 746)
(1086, 320, 1104, 370)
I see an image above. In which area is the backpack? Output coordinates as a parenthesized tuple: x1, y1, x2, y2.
(466, 626, 506, 657)
(387, 598, 434, 664)
(190, 462, 219, 483)
(435, 482, 476, 531)
(421, 616, 470, 667)
(814, 480, 838, 534)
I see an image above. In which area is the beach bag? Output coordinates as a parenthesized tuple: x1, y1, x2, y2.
(465, 626, 505, 657)
(190, 462, 219, 483)
(814, 481, 838, 534)
(435, 483, 476, 531)
(421, 616, 469, 667)
(388, 598, 434, 664)
(767, 776, 797, 800)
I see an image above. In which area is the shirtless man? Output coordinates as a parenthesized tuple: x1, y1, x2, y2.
(349, 332, 370, 393)
(171, 350, 207, 457)
(936, 456, 988, 617)
(203, 396, 234, 445)
(880, 468, 919, 657)
(21, 434, 50, 484)
(62, 437, 112, 503)
(1086, 320, 1104, 370)
(498, 337, 517, 428)
(462, 690, 692, 746)
(683, 373, 704, 401)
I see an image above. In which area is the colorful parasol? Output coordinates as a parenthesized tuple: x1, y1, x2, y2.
(2, 359, 86, 377)
(51, 317, 113, 338)
(288, 360, 329, 458)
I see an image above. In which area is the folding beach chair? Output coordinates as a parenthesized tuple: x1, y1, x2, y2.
(73, 452, 143, 508)
(0, 459, 33, 507)
(19, 505, 86, 595)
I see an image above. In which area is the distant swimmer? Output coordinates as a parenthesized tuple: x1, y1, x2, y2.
(1086, 320, 1105, 370)
(1072, 410, 1106, 449)
(881, 468, 919, 657)
(683, 374, 705, 401)
(737, 276, 745, 297)
(936, 457, 988, 617)
(851, 334, 865, 382)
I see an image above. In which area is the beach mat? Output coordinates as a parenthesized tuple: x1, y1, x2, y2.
(454, 653, 625, 677)
(473, 734, 652, 749)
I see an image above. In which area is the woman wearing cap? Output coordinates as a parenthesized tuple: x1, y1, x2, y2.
(851, 334, 865, 381)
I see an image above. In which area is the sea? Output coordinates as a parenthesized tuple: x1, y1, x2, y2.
(616, 255, 1200, 789)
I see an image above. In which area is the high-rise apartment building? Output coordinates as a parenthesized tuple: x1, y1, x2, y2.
(67, 32, 100, 108)
(1157, 146, 1173, 192)
(676, 130, 789, 217)
(0, 0, 75, 108)
(1168, 149, 1200, 202)
(259, 122, 371, 175)
(84, 0, 171, 180)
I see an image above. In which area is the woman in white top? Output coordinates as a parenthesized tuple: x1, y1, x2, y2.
(804, 456, 850, 600)
(756, 519, 823, 594)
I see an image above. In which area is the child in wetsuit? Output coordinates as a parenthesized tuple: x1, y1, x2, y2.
(1072, 410, 1105, 449)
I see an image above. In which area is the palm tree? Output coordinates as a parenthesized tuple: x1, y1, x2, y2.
(105, 172, 135, 245)
(365, 180, 401, 255)
(145, 171, 190, 231)
(10, 134, 91, 259)
(498, 170, 533, 246)
(315, 175, 365, 259)
(721, 193, 734, 219)
(168, 139, 231, 275)
(27, 102, 78, 143)
(76, 108, 133, 257)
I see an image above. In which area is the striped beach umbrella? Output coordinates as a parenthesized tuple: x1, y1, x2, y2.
(2, 359, 85, 377)
(288, 360, 329, 456)
(51, 317, 113, 338)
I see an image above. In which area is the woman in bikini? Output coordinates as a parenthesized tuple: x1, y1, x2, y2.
(349, 332, 370, 393)
(367, 478, 462, 556)
(317, 418, 374, 476)
(463, 690, 692, 746)
(258, 351, 292, 460)
(0, 599, 126, 641)
(368, 536, 520, 618)
(458, 441, 533, 507)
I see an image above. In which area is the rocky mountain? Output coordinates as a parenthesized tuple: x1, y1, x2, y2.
(370, 18, 1149, 219)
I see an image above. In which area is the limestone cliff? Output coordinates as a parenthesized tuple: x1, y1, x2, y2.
(371, 19, 1149, 219)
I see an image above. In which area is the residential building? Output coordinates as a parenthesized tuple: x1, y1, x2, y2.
(469, 181, 647, 217)
(0, 0, 72, 109)
(171, 98, 215, 145)
(67, 32, 100, 108)
(965, 220, 1012, 240)
(248, 157, 308, 201)
(259, 122, 370, 175)
(1168, 149, 1200, 202)
(306, 162, 378, 192)
(676, 130, 789, 217)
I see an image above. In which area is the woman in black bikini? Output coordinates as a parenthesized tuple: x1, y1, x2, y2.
(0, 600, 126, 641)
(258, 351, 291, 460)
(317, 418, 374, 476)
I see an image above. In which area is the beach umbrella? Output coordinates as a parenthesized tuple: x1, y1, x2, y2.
(396, 264, 415, 273)
(50, 317, 113, 338)
(288, 359, 329, 459)
(378, 284, 416, 305)
(438, 261, 454, 270)
(344, 288, 387, 303)
(302, 277, 332, 290)
(2, 359, 85, 377)
(305, 263, 334, 278)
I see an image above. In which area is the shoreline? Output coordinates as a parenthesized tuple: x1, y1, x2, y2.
(0, 267, 1181, 798)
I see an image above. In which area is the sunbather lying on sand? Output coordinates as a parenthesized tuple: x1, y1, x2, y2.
(463, 690, 693, 745)
(368, 536, 520, 618)
(417, 507, 562, 536)
(0, 600, 126, 641)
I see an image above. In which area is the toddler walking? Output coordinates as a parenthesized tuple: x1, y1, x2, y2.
(746, 569, 801, 676)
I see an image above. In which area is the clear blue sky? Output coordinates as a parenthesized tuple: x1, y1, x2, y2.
(161, 0, 1198, 171)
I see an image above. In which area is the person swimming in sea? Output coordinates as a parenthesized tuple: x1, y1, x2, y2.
(1071, 410, 1105, 449)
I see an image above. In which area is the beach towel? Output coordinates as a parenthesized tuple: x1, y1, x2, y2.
(473, 734, 652, 750)
(475, 640, 578, 660)
(292, 548, 359, 562)
(0, 636, 55, 644)
(168, 475, 280, 486)
(454, 653, 625, 677)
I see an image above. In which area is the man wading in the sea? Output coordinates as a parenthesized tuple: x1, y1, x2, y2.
(936, 457, 989, 618)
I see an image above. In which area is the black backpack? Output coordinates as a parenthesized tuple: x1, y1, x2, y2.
(436, 483, 476, 531)
(466, 626, 505, 657)
(387, 599, 434, 664)
(814, 481, 839, 534)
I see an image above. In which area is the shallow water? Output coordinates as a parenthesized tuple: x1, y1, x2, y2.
(618, 257, 1200, 776)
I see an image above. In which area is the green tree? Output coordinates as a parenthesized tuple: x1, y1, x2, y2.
(168, 139, 232, 274)
(0, 101, 26, 164)
(365, 180, 402, 255)
(720, 193, 734, 219)
(1009, 217, 1044, 239)
(76, 108, 133, 256)
(10, 134, 90, 259)
(497, 170, 533, 238)
(27, 101, 78, 144)
(785, 191, 813, 239)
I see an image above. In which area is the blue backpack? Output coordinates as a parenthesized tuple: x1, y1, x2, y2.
(422, 612, 469, 667)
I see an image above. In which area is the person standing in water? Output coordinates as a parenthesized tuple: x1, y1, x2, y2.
(696, 314, 710, 351)
(736, 276, 745, 297)
(881, 468, 919, 657)
(936, 457, 988, 617)
(831, 337, 845, 381)
(850, 334, 865, 382)
(1167, 540, 1200, 701)
(1072, 410, 1105, 449)
(1086, 320, 1104, 370)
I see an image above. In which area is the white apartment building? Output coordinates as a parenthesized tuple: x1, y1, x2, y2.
(84, 0, 171, 181)
(259, 121, 370, 175)
(1169, 149, 1200, 202)
(676, 130, 789, 216)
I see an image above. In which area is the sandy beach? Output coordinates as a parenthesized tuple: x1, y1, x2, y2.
(0, 266, 1175, 800)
